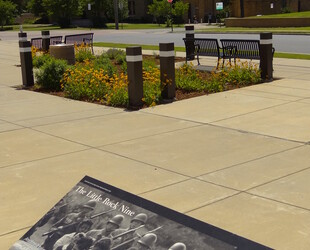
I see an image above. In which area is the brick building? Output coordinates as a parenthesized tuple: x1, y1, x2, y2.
(127, 0, 310, 21)
(230, 0, 310, 17)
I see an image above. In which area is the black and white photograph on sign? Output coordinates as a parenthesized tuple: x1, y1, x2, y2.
(10, 176, 272, 250)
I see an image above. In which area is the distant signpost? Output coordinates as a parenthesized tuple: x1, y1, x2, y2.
(216, 2, 224, 10)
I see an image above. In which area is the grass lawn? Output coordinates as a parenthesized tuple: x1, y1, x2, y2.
(106, 23, 183, 29)
(248, 11, 310, 18)
(6, 23, 181, 31)
(196, 26, 310, 34)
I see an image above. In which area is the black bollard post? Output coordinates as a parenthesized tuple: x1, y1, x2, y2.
(18, 32, 27, 43)
(19, 41, 34, 87)
(42, 30, 50, 52)
(160, 43, 175, 101)
(185, 25, 195, 61)
(260, 32, 273, 81)
(126, 46, 143, 109)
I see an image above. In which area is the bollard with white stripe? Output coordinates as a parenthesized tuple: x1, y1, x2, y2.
(185, 25, 195, 60)
(160, 43, 175, 100)
(18, 32, 27, 42)
(19, 41, 34, 87)
(126, 46, 143, 109)
(260, 32, 273, 81)
(42, 30, 50, 52)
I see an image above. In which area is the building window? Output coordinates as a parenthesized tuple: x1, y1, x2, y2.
(128, 0, 135, 16)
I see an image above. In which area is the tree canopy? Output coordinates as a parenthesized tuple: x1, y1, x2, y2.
(0, 0, 17, 29)
(148, 0, 188, 25)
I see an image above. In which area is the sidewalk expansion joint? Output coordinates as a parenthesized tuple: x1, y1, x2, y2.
(195, 144, 305, 177)
(244, 191, 310, 214)
(0, 148, 91, 170)
(183, 192, 243, 214)
(142, 108, 307, 145)
(0, 226, 31, 237)
(97, 147, 193, 179)
(244, 159, 310, 194)
(97, 124, 202, 148)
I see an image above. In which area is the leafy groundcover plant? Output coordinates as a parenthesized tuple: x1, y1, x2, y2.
(31, 46, 261, 108)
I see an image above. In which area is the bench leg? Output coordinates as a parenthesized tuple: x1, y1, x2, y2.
(197, 54, 200, 65)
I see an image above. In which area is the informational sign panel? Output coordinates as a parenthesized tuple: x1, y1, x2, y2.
(10, 176, 272, 250)
(216, 2, 224, 10)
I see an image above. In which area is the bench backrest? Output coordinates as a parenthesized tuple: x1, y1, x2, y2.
(194, 38, 220, 58)
(64, 33, 94, 46)
(220, 39, 260, 60)
(30, 36, 63, 50)
(183, 38, 220, 59)
(30, 37, 42, 49)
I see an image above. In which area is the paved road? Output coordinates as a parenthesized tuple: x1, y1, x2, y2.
(1, 28, 309, 54)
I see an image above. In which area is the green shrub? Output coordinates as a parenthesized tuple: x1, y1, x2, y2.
(176, 63, 208, 91)
(33, 53, 52, 68)
(142, 66, 162, 106)
(35, 58, 68, 91)
(94, 56, 117, 77)
(75, 47, 95, 62)
(105, 48, 125, 60)
(143, 59, 157, 71)
(214, 60, 261, 88)
(62, 61, 129, 107)
(115, 53, 126, 65)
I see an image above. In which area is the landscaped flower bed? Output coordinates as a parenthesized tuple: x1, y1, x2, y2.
(31, 45, 261, 108)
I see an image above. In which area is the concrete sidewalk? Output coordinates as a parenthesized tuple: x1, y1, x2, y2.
(1, 40, 310, 249)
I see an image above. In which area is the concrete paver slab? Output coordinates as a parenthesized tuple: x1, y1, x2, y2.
(0, 149, 187, 235)
(249, 164, 310, 210)
(0, 87, 50, 105)
(0, 94, 120, 126)
(269, 78, 310, 90)
(0, 230, 27, 250)
(288, 73, 310, 81)
(213, 101, 310, 142)
(299, 98, 310, 104)
(34, 112, 197, 147)
(102, 125, 300, 176)
(199, 145, 308, 191)
(143, 91, 289, 123)
(234, 80, 310, 98)
(0, 121, 22, 132)
(0, 128, 88, 168)
(0, 65, 22, 87)
(235, 87, 301, 101)
(140, 179, 238, 213)
(188, 193, 310, 250)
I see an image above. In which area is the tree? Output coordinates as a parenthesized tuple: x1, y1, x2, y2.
(148, 0, 188, 27)
(173, 0, 188, 24)
(89, 0, 109, 27)
(118, 0, 129, 27)
(42, 0, 86, 28)
(148, 0, 170, 25)
(27, 0, 44, 16)
(0, 0, 17, 30)
(88, 0, 128, 28)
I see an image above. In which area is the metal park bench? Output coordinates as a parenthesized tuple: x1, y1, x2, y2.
(31, 36, 63, 50)
(220, 39, 275, 63)
(183, 38, 234, 68)
(64, 33, 94, 53)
